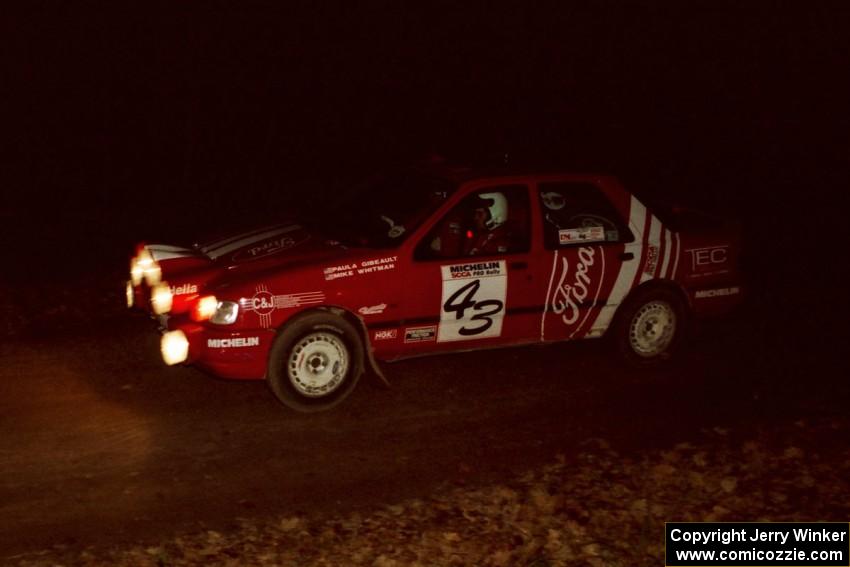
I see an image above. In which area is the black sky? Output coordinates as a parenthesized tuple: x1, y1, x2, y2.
(3, 3, 848, 240)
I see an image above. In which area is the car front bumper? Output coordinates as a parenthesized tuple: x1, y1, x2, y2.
(160, 322, 274, 380)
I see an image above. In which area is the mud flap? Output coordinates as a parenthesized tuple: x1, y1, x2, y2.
(366, 343, 391, 388)
(328, 307, 391, 389)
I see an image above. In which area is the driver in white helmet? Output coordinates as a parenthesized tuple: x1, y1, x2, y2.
(464, 191, 511, 256)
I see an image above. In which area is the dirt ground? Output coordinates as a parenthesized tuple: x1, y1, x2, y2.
(0, 275, 847, 564)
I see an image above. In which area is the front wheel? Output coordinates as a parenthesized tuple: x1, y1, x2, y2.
(267, 312, 364, 412)
(612, 288, 686, 367)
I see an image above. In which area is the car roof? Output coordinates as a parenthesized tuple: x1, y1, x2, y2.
(419, 161, 614, 186)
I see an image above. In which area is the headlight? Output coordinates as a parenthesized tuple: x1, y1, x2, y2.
(211, 301, 240, 325)
(192, 295, 219, 321)
(151, 282, 173, 315)
(126, 281, 135, 308)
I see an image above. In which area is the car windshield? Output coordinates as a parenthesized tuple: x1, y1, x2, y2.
(310, 169, 457, 248)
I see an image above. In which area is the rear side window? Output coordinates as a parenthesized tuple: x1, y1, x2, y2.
(538, 182, 633, 249)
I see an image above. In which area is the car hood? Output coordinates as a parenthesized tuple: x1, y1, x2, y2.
(146, 222, 359, 286)
(198, 223, 327, 265)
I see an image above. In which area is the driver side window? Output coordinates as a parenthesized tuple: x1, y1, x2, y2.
(415, 184, 530, 260)
(538, 182, 633, 249)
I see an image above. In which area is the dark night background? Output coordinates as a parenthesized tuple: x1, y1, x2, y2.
(2, 3, 850, 559)
(0, 3, 847, 375)
(1, 1, 847, 371)
(5, 2, 848, 262)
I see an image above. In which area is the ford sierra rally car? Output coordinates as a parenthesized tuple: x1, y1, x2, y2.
(127, 164, 742, 412)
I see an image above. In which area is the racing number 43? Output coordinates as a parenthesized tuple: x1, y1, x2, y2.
(438, 261, 508, 342)
(443, 279, 504, 336)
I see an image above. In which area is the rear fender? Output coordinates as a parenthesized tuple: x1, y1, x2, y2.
(607, 279, 692, 337)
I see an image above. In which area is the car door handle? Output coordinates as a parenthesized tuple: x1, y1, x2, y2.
(619, 252, 634, 261)
(509, 261, 528, 270)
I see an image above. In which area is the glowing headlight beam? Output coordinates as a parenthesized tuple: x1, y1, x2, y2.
(151, 282, 173, 315)
(193, 295, 218, 321)
(133, 249, 161, 286)
(143, 262, 162, 287)
(161, 330, 189, 366)
(130, 258, 144, 286)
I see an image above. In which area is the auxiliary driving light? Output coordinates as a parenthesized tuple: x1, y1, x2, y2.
(143, 262, 162, 287)
(130, 257, 144, 286)
(161, 330, 189, 366)
(134, 249, 162, 286)
(151, 282, 173, 315)
(193, 295, 218, 321)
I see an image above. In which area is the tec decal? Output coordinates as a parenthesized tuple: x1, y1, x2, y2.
(438, 261, 507, 342)
(684, 245, 731, 279)
(686, 245, 728, 268)
(239, 284, 326, 328)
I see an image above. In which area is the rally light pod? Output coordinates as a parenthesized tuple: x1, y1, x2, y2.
(161, 330, 189, 366)
(130, 257, 144, 286)
(151, 282, 173, 315)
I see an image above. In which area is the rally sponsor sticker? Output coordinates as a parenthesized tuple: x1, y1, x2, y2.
(545, 246, 606, 339)
(694, 286, 740, 299)
(207, 337, 260, 349)
(559, 226, 605, 244)
(373, 329, 398, 341)
(404, 326, 436, 343)
(643, 245, 659, 275)
(231, 231, 309, 262)
(358, 303, 387, 315)
(170, 283, 198, 296)
(240, 284, 326, 327)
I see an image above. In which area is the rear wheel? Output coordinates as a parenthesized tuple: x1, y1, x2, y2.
(613, 287, 685, 367)
(267, 312, 364, 412)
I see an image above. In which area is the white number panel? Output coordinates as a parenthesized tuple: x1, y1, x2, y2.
(438, 261, 507, 342)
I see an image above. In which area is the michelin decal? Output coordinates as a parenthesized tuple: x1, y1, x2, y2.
(207, 337, 260, 349)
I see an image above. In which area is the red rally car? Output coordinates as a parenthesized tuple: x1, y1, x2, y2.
(128, 165, 742, 412)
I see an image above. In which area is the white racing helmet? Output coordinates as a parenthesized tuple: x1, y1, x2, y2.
(477, 192, 507, 229)
(541, 191, 566, 211)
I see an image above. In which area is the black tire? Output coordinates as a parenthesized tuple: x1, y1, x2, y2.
(612, 287, 686, 367)
(267, 312, 364, 412)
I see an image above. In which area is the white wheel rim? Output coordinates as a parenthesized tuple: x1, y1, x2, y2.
(287, 332, 349, 397)
(628, 300, 676, 357)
